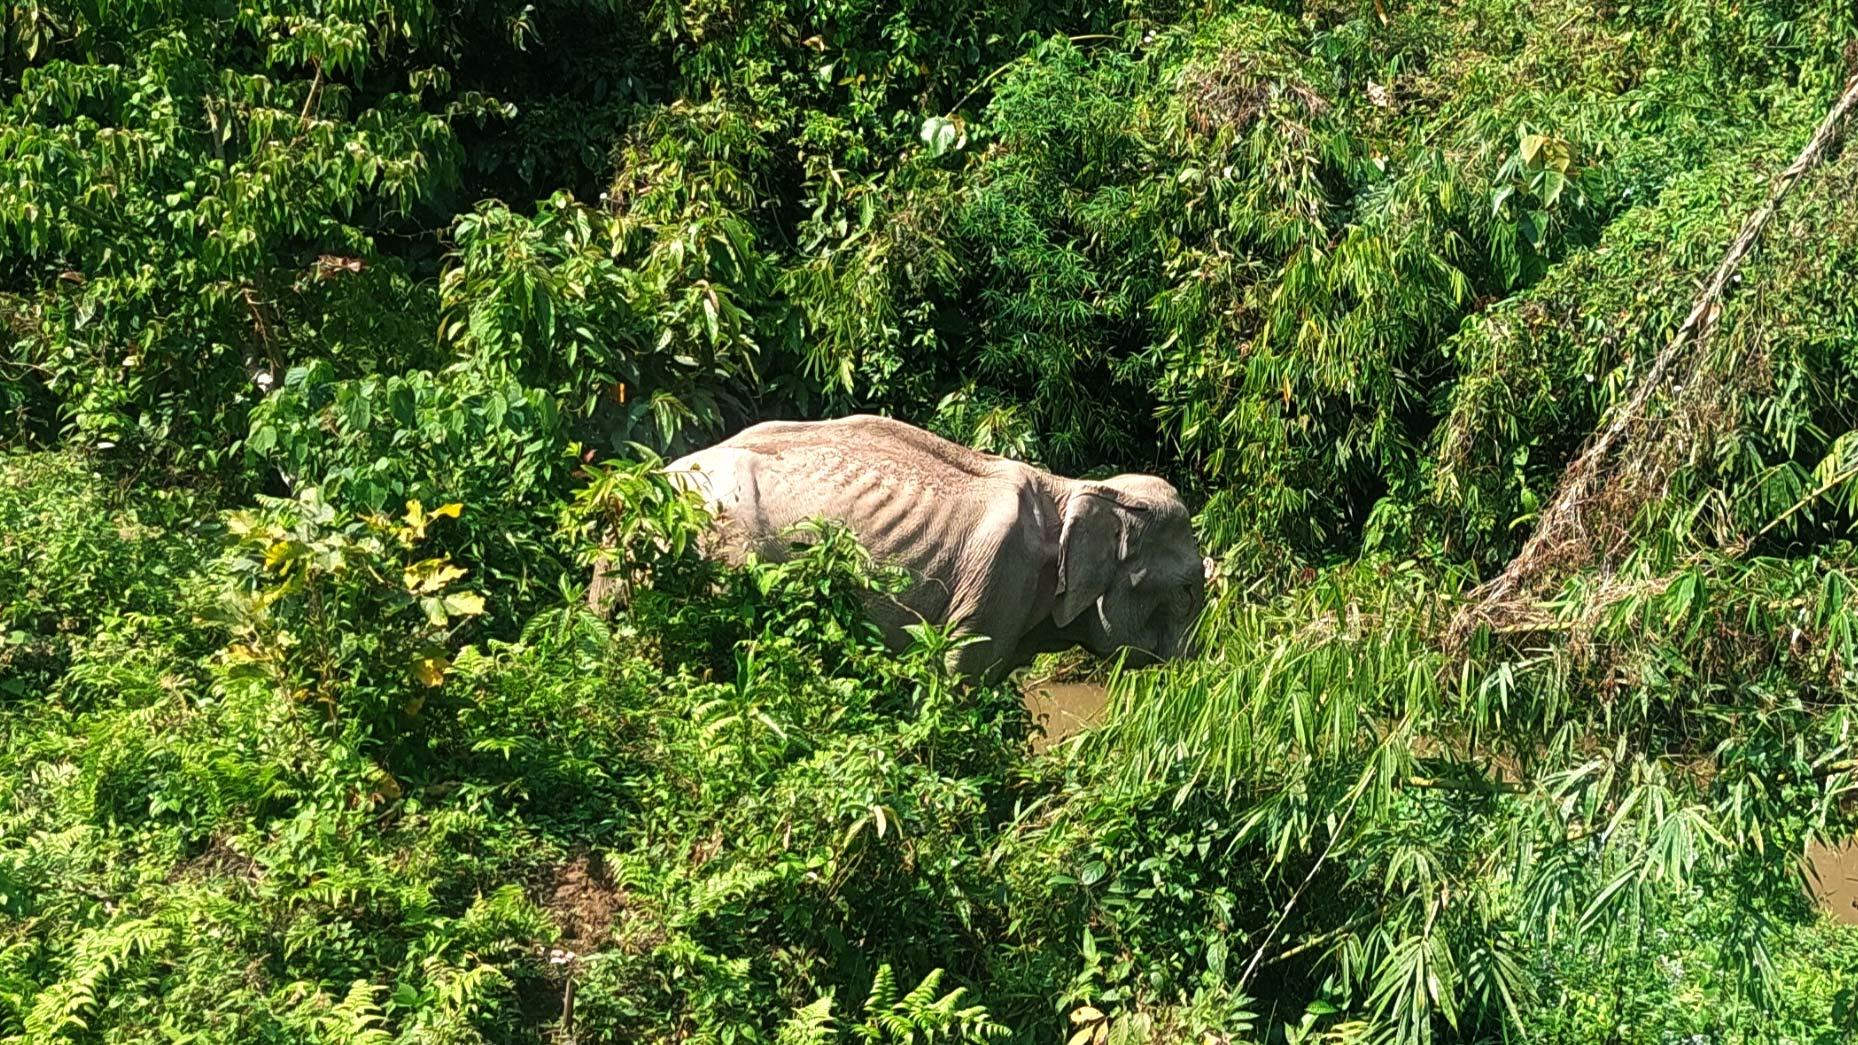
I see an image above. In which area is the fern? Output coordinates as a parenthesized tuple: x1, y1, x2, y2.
(778, 995, 839, 1045)
(850, 966, 1009, 1044)
(22, 917, 172, 1040)
(319, 981, 395, 1045)
(779, 967, 1007, 1044)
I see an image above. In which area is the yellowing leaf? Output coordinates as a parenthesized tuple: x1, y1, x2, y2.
(412, 652, 449, 687)
(263, 539, 306, 571)
(442, 591, 485, 617)
(404, 558, 468, 594)
(430, 502, 463, 521)
(1070, 1007, 1105, 1025)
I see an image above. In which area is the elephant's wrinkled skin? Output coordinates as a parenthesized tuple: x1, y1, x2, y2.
(594, 415, 1208, 682)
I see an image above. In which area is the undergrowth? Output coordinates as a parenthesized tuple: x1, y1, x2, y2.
(8, 0, 1858, 1041)
(4, 452, 1856, 1042)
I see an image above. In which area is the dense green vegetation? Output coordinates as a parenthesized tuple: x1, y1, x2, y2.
(6, 0, 1858, 1041)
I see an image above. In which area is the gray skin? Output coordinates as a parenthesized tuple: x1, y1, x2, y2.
(600, 415, 1208, 682)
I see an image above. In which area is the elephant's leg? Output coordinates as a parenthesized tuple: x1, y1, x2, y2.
(945, 629, 1011, 683)
(937, 501, 1048, 684)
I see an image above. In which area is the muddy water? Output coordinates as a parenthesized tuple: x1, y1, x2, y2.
(1022, 681, 1110, 752)
(1808, 840, 1858, 926)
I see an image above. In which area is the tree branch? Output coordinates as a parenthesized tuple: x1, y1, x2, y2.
(1456, 71, 1858, 642)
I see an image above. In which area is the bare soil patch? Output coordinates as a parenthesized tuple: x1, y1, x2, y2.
(538, 852, 623, 955)
(171, 835, 258, 883)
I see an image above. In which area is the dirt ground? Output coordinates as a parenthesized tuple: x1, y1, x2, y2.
(537, 853, 623, 955)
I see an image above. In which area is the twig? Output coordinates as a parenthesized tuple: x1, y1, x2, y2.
(1237, 768, 1367, 993)
(240, 283, 284, 382)
(1753, 460, 1858, 542)
(1405, 774, 1526, 795)
(1264, 913, 1374, 967)
(297, 58, 323, 129)
(560, 974, 576, 1043)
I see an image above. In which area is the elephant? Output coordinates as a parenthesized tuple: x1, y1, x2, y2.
(592, 414, 1209, 682)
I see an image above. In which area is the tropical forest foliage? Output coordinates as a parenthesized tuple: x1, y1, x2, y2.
(4, 0, 1858, 1041)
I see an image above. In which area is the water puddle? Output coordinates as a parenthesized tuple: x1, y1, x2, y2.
(1808, 839, 1858, 926)
(1023, 681, 1110, 753)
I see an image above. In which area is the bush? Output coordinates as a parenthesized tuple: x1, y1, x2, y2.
(248, 362, 576, 628)
(0, 455, 1037, 1041)
(202, 488, 488, 766)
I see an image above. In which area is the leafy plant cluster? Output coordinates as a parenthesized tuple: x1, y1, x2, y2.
(4, 457, 1855, 1041)
(7, 0, 1858, 1042)
(0, 454, 1034, 1041)
(0, 0, 1114, 466)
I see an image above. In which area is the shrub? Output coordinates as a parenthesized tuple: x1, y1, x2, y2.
(248, 362, 576, 628)
(202, 489, 486, 766)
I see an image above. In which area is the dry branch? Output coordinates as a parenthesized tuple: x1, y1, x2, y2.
(1452, 72, 1858, 645)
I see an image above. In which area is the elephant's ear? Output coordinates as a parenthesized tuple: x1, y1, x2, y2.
(1054, 487, 1132, 629)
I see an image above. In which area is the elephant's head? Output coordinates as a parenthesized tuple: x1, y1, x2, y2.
(1051, 474, 1207, 665)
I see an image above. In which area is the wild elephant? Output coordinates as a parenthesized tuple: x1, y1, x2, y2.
(592, 414, 1209, 682)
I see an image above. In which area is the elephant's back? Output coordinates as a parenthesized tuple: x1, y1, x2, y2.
(681, 415, 1034, 589)
(721, 419, 1022, 521)
(719, 415, 1005, 489)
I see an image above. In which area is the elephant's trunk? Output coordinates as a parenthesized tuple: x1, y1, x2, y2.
(1175, 627, 1204, 661)
(1173, 555, 1216, 660)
